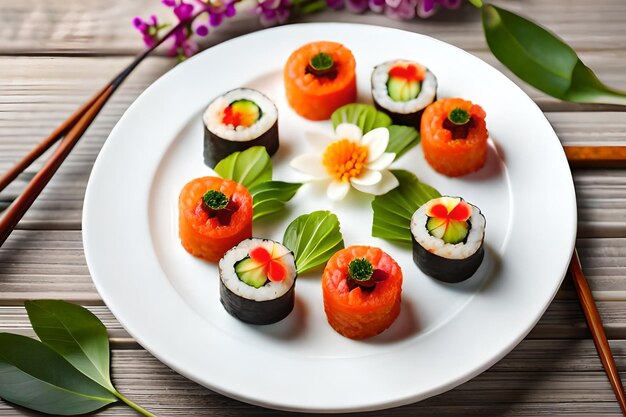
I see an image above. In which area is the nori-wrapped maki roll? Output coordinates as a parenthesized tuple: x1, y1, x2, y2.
(203, 88, 279, 167)
(410, 196, 485, 283)
(219, 238, 296, 325)
(371, 60, 437, 127)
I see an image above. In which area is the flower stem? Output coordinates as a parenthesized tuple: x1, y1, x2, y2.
(114, 390, 157, 417)
(468, 0, 483, 8)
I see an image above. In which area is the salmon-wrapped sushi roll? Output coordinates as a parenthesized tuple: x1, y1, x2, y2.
(284, 41, 357, 121)
(421, 98, 488, 177)
(179, 176, 252, 263)
(322, 245, 402, 340)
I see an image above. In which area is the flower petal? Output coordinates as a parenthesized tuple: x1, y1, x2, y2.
(361, 127, 389, 162)
(366, 152, 395, 171)
(305, 131, 335, 151)
(290, 154, 329, 179)
(335, 123, 363, 142)
(350, 169, 382, 186)
(351, 170, 399, 195)
(327, 180, 350, 201)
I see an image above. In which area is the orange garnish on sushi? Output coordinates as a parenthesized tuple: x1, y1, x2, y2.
(388, 64, 425, 82)
(249, 246, 286, 282)
(425, 197, 471, 244)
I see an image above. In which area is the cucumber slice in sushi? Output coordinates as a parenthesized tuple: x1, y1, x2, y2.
(219, 238, 297, 325)
(387, 77, 421, 102)
(203, 88, 279, 167)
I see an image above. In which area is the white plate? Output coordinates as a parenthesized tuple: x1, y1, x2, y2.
(83, 23, 576, 412)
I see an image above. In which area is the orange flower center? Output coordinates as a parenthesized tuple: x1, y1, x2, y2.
(322, 139, 369, 182)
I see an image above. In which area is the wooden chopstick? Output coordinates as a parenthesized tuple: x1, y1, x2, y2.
(564, 146, 626, 168)
(0, 13, 201, 247)
(0, 85, 110, 193)
(570, 249, 626, 415)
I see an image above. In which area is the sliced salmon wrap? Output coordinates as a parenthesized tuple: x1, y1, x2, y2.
(179, 176, 253, 263)
(322, 245, 402, 340)
(421, 98, 488, 177)
(284, 41, 357, 121)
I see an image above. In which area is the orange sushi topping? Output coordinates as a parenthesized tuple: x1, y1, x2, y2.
(322, 139, 369, 182)
(249, 246, 286, 282)
(388, 64, 425, 82)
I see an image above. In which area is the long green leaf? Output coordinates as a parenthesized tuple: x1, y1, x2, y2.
(386, 125, 420, 159)
(214, 146, 272, 188)
(0, 333, 117, 415)
(283, 210, 345, 273)
(249, 181, 302, 220)
(331, 104, 392, 134)
(482, 5, 626, 106)
(25, 300, 114, 392)
(371, 170, 441, 243)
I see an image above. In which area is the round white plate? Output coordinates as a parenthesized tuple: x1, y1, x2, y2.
(83, 23, 576, 412)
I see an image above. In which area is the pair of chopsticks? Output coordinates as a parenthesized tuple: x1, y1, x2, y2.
(0, 13, 201, 246)
(1, 29, 625, 415)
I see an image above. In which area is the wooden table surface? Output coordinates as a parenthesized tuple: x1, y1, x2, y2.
(2, 0, 626, 415)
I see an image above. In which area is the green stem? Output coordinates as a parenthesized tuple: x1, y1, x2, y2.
(114, 391, 157, 417)
(468, 0, 483, 8)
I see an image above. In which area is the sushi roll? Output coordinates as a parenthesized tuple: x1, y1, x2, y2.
(284, 41, 357, 121)
(371, 60, 437, 127)
(410, 196, 486, 283)
(421, 98, 488, 177)
(202, 88, 278, 167)
(322, 246, 402, 339)
(219, 238, 297, 325)
(179, 176, 253, 263)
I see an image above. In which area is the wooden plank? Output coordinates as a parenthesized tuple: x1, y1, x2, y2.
(2, 0, 626, 55)
(0, 342, 625, 416)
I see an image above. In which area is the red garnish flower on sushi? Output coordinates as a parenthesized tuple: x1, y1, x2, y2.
(388, 64, 425, 82)
(249, 246, 286, 282)
(221, 99, 261, 128)
(425, 197, 472, 244)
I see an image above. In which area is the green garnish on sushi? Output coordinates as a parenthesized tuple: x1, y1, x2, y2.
(307, 52, 335, 77)
(203, 190, 228, 210)
(448, 107, 471, 125)
(348, 258, 374, 282)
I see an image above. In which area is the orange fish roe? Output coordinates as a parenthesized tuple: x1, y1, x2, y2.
(322, 246, 402, 340)
(221, 106, 255, 128)
(421, 98, 488, 177)
(322, 139, 369, 182)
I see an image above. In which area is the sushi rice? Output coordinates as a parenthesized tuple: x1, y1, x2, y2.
(203, 88, 277, 142)
(372, 60, 437, 115)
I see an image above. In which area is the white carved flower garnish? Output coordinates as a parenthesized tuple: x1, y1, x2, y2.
(290, 123, 399, 201)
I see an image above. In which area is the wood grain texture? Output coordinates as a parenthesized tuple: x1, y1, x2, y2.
(0, 344, 624, 416)
(2, 0, 626, 54)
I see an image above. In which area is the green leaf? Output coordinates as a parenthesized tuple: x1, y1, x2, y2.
(386, 125, 420, 159)
(214, 146, 272, 188)
(331, 104, 392, 134)
(0, 333, 118, 415)
(482, 5, 626, 106)
(25, 300, 114, 392)
(283, 210, 345, 274)
(371, 170, 441, 243)
(249, 181, 302, 220)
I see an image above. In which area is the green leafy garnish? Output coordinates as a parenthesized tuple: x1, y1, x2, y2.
(203, 190, 228, 210)
(482, 4, 626, 106)
(0, 300, 156, 416)
(309, 52, 334, 71)
(331, 103, 392, 134)
(214, 146, 272, 188)
(348, 258, 374, 282)
(249, 181, 303, 220)
(371, 170, 441, 243)
(283, 210, 345, 274)
(386, 125, 420, 159)
(448, 108, 471, 125)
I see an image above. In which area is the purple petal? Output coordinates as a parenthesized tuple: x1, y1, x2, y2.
(174, 2, 195, 20)
(132, 17, 144, 28)
(162, 0, 176, 6)
(225, 3, 237, 17)
(326, 0, 344, 10)
(346, 0, 369, 13)
(209, 12, 223, 27)
(196, 24, 209, 36)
